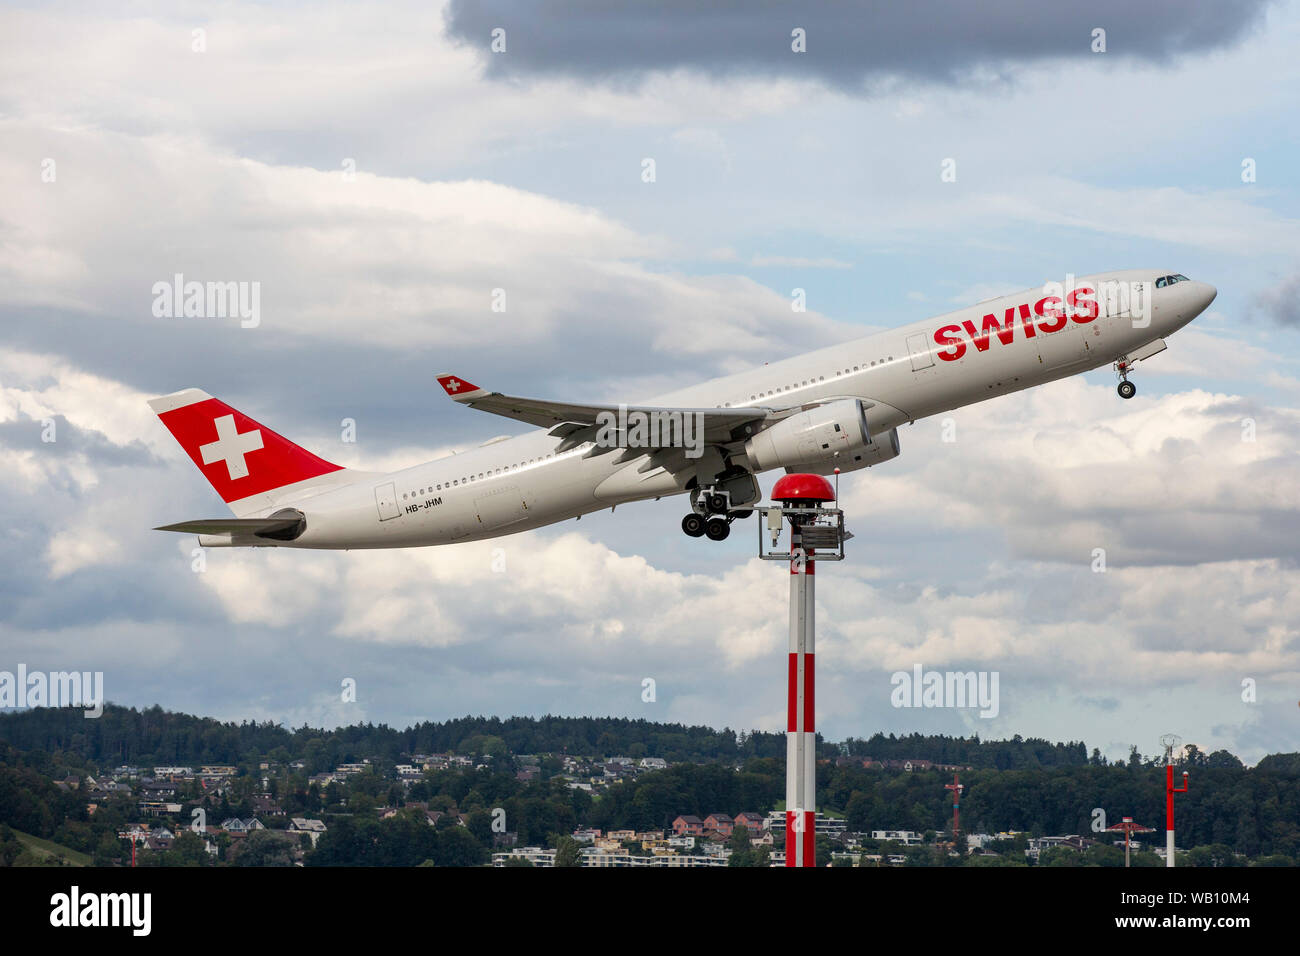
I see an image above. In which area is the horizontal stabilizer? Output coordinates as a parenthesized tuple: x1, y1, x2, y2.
(154, 511, 305, 541)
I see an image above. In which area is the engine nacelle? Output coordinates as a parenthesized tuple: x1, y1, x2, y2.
(797, 427, 900, 475)
(743, 398, 899, 474)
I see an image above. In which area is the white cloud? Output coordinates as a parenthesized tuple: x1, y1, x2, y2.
(0, 350, 160, 453)
(46, 526, 122, 579)
(851, 371, 1300, 566)
(750, 255, 853, 269)
(0, 122, 854, 376)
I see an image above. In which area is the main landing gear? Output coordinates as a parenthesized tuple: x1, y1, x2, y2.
(1115, 359, 1137, 400)
(681, 486, 754, 541)
(680, 512, 731, 540)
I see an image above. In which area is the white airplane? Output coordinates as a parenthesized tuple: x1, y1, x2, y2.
(151, 269, 1215, 548)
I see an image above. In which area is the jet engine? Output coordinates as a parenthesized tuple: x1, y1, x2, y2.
(743, 398, 900, 474)
(796, 427, 899, 475)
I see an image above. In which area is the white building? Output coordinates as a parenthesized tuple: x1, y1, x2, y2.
(768, 812, 848, 835)
(493, 847, 556, 867)
(289, 818, 328, 846)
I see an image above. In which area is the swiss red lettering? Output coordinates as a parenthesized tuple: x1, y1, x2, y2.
(934, 325, 966, 361)
(937, 287, 1100, 364)
(1068, 287, 1098, 323)
(959, 320, 990, 352)
(960, 310, 1017, 351)
(1034, 295, 1066, 333)
(1018, 302, 1036, 337)
(988, 309, 1017, 345)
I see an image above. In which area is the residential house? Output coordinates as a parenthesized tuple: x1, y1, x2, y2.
(250, 795, 285, 817)
(703, 813, 734, 837)
(221, 818, 265, 834)
(672, 815, 704, 836)
(289, 818, 328, 847)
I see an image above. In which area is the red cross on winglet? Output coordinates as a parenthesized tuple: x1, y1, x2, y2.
(436, 374, 482, 396)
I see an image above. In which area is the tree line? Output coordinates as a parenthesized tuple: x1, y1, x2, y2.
(0, 705, 1168, 770)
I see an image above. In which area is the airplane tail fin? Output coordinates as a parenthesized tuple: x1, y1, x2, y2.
(149, 388, 347, 516)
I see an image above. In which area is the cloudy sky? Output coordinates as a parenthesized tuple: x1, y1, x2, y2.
(2, 0, 1297, 763)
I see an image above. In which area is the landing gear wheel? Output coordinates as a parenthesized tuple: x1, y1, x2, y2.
(705, 492, 729, 514)
(1117, 380, 1136, 400)
(681, 513, 705, 537)
(704, 517, 731, 541)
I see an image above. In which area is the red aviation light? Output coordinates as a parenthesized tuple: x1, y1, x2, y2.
(771, 473, 836, 504)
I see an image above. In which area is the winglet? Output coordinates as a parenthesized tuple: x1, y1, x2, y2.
(436, 373, 486, 400)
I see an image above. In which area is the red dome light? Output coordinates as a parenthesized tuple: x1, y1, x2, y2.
(771, 473, 836, 503)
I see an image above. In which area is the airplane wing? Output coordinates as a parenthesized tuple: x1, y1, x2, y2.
(434, 373, 776, 460)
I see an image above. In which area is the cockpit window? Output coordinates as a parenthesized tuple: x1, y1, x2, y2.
(1155, 276, 1168, 288)
(1155, 274, 1189, 288)
(1173, 274, 1188, 282)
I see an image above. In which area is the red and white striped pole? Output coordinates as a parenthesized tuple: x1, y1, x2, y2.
(786, 534, 816, 867)
(765, 473, 841, 869)
(1166, 763, 1188, 867)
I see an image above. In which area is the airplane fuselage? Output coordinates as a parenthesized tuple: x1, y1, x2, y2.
(188, 269, 1217, 549)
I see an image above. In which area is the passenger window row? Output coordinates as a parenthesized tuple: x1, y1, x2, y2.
(733, 356, 895, 406)
(400, 454, 558, 500)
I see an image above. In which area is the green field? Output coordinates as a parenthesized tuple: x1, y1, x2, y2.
(13, 830, 92, 867)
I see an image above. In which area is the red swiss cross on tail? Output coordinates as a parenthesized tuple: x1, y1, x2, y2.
(436, 374, 484, 398)
(148, 388, 343, 510)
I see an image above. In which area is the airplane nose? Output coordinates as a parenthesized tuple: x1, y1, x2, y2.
(1196, 282, 1217, 312)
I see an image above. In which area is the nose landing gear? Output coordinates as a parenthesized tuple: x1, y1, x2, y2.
(1115, 360, 1137, 400)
